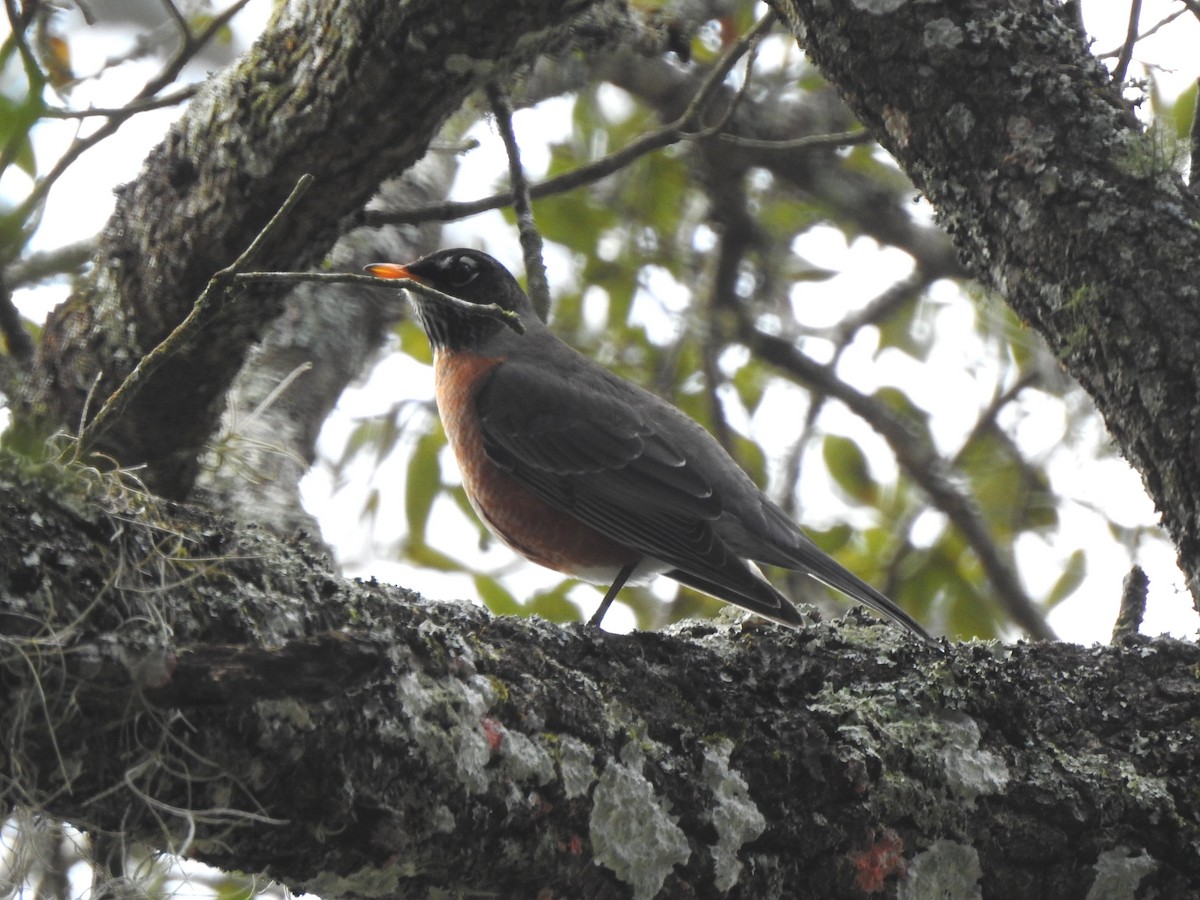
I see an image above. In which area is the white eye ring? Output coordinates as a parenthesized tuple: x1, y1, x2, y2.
(446, 256, 478, 287)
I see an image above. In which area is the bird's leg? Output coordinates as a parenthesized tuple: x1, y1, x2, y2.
(588, 561, 638, 628)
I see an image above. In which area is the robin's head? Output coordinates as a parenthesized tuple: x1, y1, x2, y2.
(366, 249, 536, 351)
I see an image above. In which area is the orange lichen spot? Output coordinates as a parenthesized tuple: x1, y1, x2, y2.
(481, 716, 504, 754)
(850, 828, 907, 893)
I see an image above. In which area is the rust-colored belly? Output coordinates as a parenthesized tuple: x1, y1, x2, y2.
(435, 351, 638, 579)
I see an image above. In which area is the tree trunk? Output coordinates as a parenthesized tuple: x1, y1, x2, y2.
(773, 0, 1200, 614)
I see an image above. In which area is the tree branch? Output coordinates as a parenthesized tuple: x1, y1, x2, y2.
(1, 458, 1197, 897)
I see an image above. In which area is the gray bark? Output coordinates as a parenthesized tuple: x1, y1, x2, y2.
(1, 465, 1197, 899)
(772, 0, 1200, 616)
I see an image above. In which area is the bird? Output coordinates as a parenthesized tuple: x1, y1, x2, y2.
(365, 248, 930, 641)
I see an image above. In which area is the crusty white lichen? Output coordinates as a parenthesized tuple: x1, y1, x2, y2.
(702, 739, 766, 892)
(589, 746, 691, 900)
(898, 840, 983, 900)
(557, 735, 597, 799)
(1085, 847, 1158, 900)
(395, 669, 496, 794)
(934, 714, 1011, 803)
(499, 727, 556, 785)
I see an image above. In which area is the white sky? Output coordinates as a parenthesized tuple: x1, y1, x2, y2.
(3, 0, 1199, 644)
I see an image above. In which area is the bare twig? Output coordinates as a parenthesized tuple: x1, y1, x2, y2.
(739, 318, 1056, 640)
(366, 11, 777, 229)
(9, 0, 255, 228)
(44, 85, 199, 119)
(486, 82, 550, 322)
(717, 129, 872, 152)
(236, 269, 525, 334)
(1097, 4, 1186, 59)
(76, 175, 315, 454)
(1111, 0, 1143, 83)
(4, 238, 95, 287)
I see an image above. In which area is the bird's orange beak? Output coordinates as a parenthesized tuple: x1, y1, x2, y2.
(365, 263, 424, 283)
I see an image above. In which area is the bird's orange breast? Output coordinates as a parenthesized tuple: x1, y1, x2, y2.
(434, 350, 638, 578)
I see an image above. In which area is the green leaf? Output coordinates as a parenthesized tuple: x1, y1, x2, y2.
(958, 430, 1057, 539)
(875, 294, 933, 361)
(1044, 549, 1086, 610)
(527, 581, 582, 623)
(0, 93, 42, 178)
(448, 484, 494, 547)
(405, 430, 442, 546)
(823, 434, 878, 505)
(873, 386, 933, 445)
(473, 574, 521, 616)
(1171, 80, 1197, 141)
(397, 318, 433, 364)
(213, 878, 256, 900)
(404, 542, 462, 573)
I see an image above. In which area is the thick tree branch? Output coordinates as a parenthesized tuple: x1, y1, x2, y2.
(1, 457, 1197, 898)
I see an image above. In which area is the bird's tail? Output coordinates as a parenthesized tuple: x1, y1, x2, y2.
(792, 549, 933, 643)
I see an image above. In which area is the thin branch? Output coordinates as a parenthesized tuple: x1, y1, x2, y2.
(235, 270, 524, 334)
(3, 238, 95, 287)
(1110, 0, 1143, 83)
(716, 129, 872, 152)
(9, 0, 254, 228)
(740, 319, 1056, 640)
(365, 11, 777, 229)
(1097, 4, 1186, 59)
(486, 82, 550, 322)
(43, 85, 199, 119)
(76, 175, 315, 455)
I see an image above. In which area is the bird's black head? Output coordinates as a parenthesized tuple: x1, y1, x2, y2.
(367, 249, 536, 351)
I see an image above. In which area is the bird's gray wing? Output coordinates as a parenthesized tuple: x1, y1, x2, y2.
(474, 355, 802, 622)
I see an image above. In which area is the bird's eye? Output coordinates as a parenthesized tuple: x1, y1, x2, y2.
(446, 256, 478, 287)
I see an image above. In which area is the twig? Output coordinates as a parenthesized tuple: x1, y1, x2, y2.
(1097, 4, 1185, 59)
(3, 238, 95, 287)
(717, 129, 873, 152)
(236, 269, 525, 334)
(739, 317, 1056, 640)
(43, 85, 199, 119)
(9, 0, 255, 228)
(486, 82, 550, 322)
(76, 175, 315, 454)
(365, 11, 777, 229)
(1111, 0, 1143, 83)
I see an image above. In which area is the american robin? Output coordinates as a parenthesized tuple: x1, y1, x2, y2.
(366, 249, 930, 641)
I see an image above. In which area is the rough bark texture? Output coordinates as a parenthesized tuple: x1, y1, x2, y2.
(17, 0, 614, 498)
(1, 460, 1198, 899)
(770, 0, 1200, 612)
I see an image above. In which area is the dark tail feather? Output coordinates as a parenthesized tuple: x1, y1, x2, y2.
(800, 560, 933, 643)
(666, 569, 807, 628)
